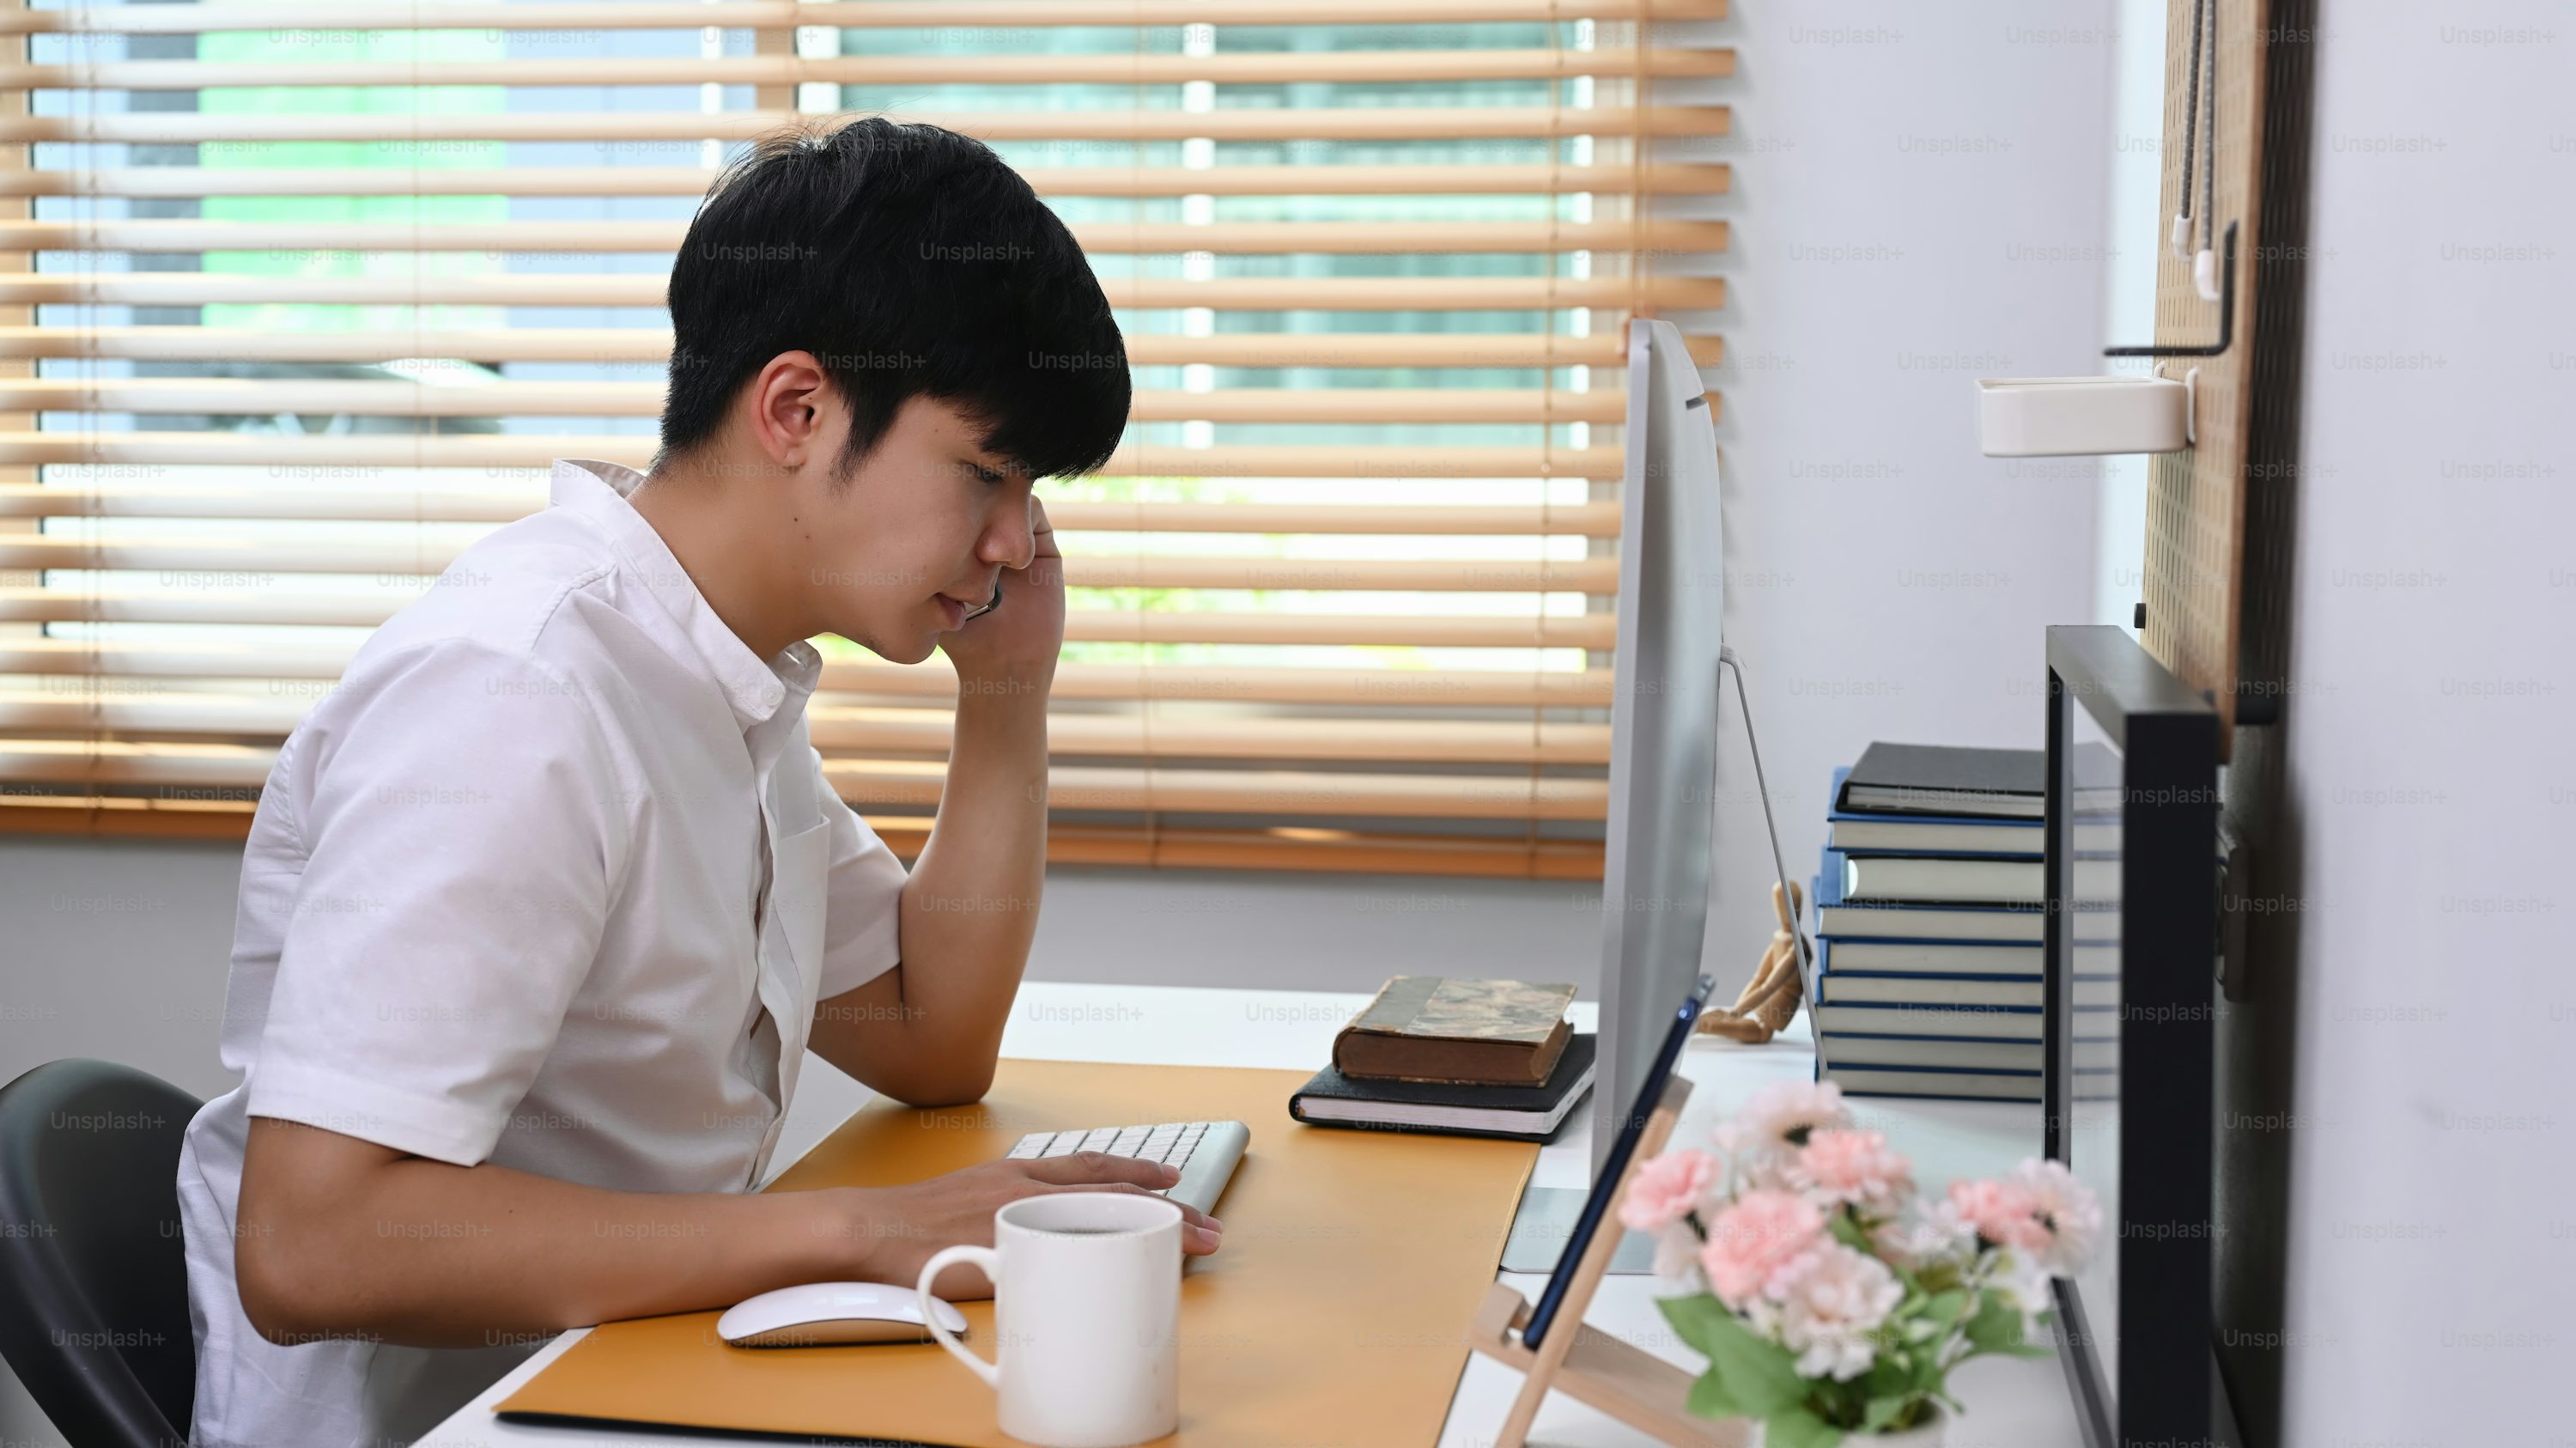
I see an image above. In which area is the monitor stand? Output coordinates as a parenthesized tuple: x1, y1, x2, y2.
(1498, 1186, 1659, 1275)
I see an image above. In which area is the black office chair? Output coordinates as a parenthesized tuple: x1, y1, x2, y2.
(0, 1060, 201, 1448)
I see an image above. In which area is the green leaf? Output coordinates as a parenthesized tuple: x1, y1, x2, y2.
(1656, 1293, 1736, 1357)
(1828, 1210, 1874, 1253)
(1688, 1366, 1743, 1420)
(1690, 1308, 1811, 1416)
(1857, 1357, 1915, 1404)
(1860, 1394, 1918, 1433)
(1911, 1351, 1947, 1398)
(1807, 1378, 1868, 1433)
(1765, 1405, 1844, 1448)
(1955, 1290, 2052, 1360)
(1658, 1295, 1810, 1415)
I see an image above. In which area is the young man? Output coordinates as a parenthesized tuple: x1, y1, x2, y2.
(173, 118, 1220, 1448)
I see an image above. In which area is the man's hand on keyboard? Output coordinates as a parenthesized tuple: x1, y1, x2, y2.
(848, 1153, 1224, 1301)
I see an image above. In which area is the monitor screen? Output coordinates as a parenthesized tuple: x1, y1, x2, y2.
(2042, 625, 2221, 1448)
(2054, 704, 2125, 1414)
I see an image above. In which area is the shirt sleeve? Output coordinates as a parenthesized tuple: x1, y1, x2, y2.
(807, 745, 911, 1000)
(245, 641, 633, 1168)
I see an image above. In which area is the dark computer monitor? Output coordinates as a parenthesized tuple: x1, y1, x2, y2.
(2042, 624, 2227, 1448)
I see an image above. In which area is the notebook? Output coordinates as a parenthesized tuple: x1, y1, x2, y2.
(1292, 1032, 1596, 1141)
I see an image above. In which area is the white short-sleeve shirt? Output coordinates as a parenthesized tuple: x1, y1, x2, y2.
(175, 457, 913, 1448)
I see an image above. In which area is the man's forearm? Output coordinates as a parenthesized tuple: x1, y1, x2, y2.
(884, 685, 1050, 1098)
(235, 1120, 874, 1349)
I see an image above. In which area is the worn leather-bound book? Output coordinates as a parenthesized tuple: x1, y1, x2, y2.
(1332, 976, 1577, 1086)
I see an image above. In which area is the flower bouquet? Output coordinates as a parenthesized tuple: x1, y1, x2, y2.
(1618, 1081, 2101, 1447)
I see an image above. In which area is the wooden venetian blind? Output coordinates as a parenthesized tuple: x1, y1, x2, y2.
(0, 0, 1729, 879)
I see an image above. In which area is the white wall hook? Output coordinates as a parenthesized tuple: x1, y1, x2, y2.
(1978, 374, 2190, 457)
(2155, 362, 2202, 446)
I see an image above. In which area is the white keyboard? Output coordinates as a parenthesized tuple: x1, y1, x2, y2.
(1003, 1119, 1249, 1215)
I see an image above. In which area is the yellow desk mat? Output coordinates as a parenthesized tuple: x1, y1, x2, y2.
(497, 1057, 1540, 1446)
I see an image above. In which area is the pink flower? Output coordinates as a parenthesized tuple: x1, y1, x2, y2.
(1619, 1148, 1719, 1232)
(1698, 1189, 1826, 1308)
(1946, 1177, 2050, 1255)
(1650, 1220, 1709, 1287)
(2008, 1158, 2104, 1275)
(1716, 1081, 1854, 1173)
(1871, 1205, 1974, 1273)
(1747, 1243, 1905, 1381)
(1785, 1129, 1914, 1217)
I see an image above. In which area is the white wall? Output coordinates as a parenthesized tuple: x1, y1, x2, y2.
(1685, 0, 2111, 965)
(1, 839, 252, 1103)
(2095, 0, 2167, 631)
(2272, 13, 2574, 1442)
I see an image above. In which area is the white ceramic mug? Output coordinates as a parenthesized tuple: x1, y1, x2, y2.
(915, 1192, 1182, 1448)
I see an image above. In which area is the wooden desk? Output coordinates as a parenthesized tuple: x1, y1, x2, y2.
(427, 982, 2083, 1447)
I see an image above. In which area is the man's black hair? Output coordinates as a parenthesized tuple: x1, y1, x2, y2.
(657, 117, 1130, 483)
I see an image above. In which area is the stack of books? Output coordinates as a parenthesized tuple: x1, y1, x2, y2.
(1808, 743, 2102, 1103)
(1288, 976, 1596, 1141)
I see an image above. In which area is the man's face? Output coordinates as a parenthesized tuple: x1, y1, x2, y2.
(796, 393, 1036, 666)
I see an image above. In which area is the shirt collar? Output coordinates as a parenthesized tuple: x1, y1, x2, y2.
(549, 458, 820, 733)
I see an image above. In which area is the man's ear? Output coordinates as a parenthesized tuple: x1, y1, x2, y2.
(746, 350, 835, 473)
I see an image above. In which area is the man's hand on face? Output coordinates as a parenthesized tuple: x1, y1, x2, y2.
(936, 495, 1063, 692)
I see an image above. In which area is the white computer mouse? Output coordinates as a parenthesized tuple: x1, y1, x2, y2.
(715, 1281, 969, 1348)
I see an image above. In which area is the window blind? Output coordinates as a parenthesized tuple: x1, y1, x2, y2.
(0, 0, 1728, 878)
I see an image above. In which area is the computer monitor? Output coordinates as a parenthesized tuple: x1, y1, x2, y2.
(1497, 318, 1733, 1275)
(2042, 624, 2229, 1448)
(1592, 317, 1726, 1177)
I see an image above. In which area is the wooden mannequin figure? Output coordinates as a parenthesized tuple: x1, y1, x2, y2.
(1694, 880, 1806, 1043)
